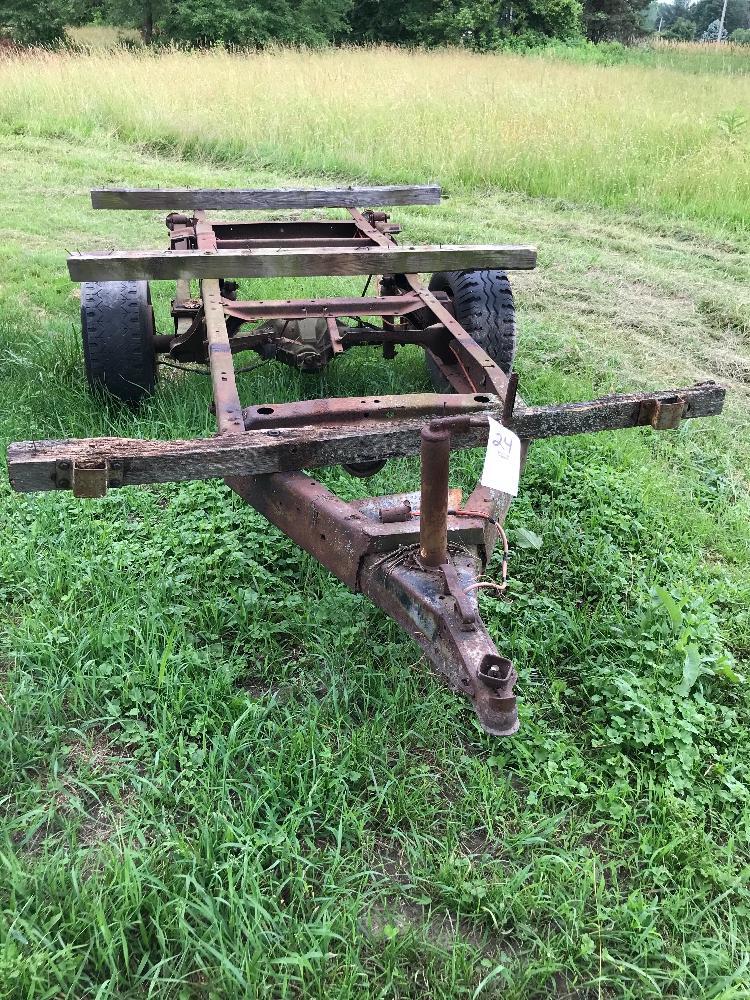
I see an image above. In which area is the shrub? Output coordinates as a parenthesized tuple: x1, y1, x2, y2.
(702, 17, 728, 40)
(664, 17, 696, 40)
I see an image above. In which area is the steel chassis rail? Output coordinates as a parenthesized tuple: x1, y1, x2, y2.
(7, 189, 726, 737)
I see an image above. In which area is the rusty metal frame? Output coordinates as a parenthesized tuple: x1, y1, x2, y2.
(6, 191, 727, 737)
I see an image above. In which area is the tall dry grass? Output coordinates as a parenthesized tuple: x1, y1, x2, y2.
(1, 45, 748, 227)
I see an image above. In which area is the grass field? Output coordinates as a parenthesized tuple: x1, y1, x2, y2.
(0, 45, 749, 229)
(0, 44, 749, 998)
(544, 38, 750, 75)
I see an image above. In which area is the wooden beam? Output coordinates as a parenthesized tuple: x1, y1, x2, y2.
(67, 244, 538, 282)
(7, 418, 487, 493)
(90, 185, 442, 210)
(6, 384, 724, 494)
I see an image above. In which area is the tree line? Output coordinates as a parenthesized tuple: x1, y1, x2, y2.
(648, 0, 750, 40)
(3, 0, 750, 49)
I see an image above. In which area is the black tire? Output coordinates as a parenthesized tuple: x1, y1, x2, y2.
(422, 270, 516, 392)
(81, 280, 157, 404)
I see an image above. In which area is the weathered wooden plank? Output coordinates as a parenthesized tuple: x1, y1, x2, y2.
(67, 244, 538, 282)
(91, 185, 442, 211)
(7, 419, 488, 493)
(6, 384, 724, 494)
(515, 382, 724, 437)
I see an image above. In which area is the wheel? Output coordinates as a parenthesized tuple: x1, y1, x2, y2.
(421, 270, 516, 392)
(81, 280, 157, 404)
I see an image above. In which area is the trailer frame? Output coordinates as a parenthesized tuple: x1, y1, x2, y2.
(7, 185, 726, 736)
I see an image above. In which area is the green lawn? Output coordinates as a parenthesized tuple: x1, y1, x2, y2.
(0, 132, 749, 998)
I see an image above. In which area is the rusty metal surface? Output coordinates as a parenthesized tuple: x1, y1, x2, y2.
(222, 293, 428, 322)
(379, 501, 413, 523)
(407, 278, 511, 399)
(225, 470, 516, 734)
(226, 472, 374, 590)
(419, 423, 451, 567)
(361, 548, 518, 735)
(326, 316, 344, 355)
(347, 208, 511, 400)
(202, 279, 244, 435)
(213, 220, 397, 238)
(170, 218, 402, 244)
(639, 395, 686, 430)
(57, 458, 124, 499)
(243, 392, 499, 431)
(216, 237, 376, 249)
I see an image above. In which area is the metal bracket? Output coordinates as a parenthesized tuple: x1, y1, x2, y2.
(325, 316, 344, 355)
(56, 459, 123, 498)
(639, 395, 686, 430)
(440, 561, 477, 631)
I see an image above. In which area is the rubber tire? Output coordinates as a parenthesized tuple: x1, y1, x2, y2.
(81, 280, 157, 404)
(423, 270, 516, 392)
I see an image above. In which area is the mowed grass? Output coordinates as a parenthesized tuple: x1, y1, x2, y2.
(0, 126, 749, 997)
(0, 44, 749, 229)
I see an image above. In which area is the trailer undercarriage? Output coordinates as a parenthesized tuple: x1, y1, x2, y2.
(7, 185, 725, 736)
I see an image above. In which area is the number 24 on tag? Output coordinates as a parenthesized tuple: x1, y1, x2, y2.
(481, 416, 521, 496)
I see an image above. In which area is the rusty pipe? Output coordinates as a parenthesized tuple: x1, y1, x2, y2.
(420, 423, 450, 566)
(419, 415, 485, 567)
(419, 417, 477, 566)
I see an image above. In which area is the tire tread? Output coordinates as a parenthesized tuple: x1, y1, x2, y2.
(424, 269, 516, 391)
(81, 280, 156, 404)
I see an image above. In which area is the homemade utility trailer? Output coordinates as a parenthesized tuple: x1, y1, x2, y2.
(7, 185, 725, 736)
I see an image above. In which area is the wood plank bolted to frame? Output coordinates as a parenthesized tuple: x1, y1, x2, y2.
(6, 384, 725, 494)
(67, 244, 538, 282)
(91, 185, 443, 211)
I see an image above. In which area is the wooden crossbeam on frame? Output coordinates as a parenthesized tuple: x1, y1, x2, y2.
(68, 244, 538, 282)
(91, 185, 442, 211)
(6, 384, 725, 494)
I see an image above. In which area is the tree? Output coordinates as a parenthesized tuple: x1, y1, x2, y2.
(691, 0, 749, 35)
(664, 15, 696, 36)
(582, 0, 643, 40)
(160, 0, 352, 46)
(650, 0, 693, 31)
(730, 24, 750, 38)
(104, 0, 167, 43)
(345, 0, 440, 45)
(3, 0, 71, 44)
(347, 0, 582, 47)
(437, 0, 582, 48)
(702, 16, 728, 37)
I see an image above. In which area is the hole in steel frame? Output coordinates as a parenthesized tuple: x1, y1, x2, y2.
(257, 406, 274, 414)
(474, 395, 490, 403)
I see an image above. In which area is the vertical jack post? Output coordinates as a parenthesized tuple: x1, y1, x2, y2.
(420, 423, 451, 566)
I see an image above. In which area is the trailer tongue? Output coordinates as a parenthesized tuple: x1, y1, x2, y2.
(6, 185, 725, 736)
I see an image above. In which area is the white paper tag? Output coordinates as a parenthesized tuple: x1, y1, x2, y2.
(481, 416, 521, 496)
